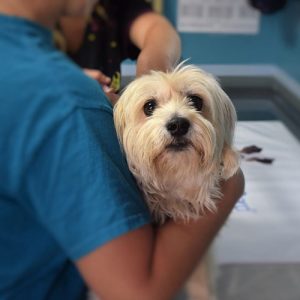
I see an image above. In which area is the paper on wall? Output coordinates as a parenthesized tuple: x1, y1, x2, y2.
(177, 0, 260, 34)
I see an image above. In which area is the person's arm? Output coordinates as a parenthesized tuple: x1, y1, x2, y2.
(76, 169, 244, 300)
(129, 11, 181, 77)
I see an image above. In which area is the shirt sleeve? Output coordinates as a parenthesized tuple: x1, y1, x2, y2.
(23, 98, 151, 260)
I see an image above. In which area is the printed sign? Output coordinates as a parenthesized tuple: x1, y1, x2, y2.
(177, 0, 260, 34)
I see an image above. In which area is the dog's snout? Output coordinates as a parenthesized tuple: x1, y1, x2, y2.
(166, 117, 190, 137)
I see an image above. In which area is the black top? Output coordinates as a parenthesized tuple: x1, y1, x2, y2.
(70, 0, 153, 91)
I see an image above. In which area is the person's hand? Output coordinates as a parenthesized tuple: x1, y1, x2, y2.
(83, 69, 119, 105)
(103, 88, 119, 106)
(84, 68, 111, 86)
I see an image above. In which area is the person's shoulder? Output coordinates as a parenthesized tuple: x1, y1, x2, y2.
(33, 49, 112, 113)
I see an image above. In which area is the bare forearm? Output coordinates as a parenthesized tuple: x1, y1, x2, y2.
(135, 169, 244, 299)
(136, 30, 181, 76)
(145, 169, 244, 299)
(129, 12, 181, 76)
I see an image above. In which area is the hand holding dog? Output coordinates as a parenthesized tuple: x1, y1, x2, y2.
(83, 68, 119, 105)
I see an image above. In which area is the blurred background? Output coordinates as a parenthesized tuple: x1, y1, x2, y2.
(164, 0, 300, 83)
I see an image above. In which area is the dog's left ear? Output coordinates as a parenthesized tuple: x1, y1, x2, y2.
(221, 144, 240, 179)
(211, 82, 240, 179)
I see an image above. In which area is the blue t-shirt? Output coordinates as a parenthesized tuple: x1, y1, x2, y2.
(0, 14, 150, 300)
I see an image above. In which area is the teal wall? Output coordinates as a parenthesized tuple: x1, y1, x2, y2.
(163, 0, 300, 83)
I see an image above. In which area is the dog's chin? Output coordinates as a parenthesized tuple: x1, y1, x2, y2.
(166, 138, 191, 152)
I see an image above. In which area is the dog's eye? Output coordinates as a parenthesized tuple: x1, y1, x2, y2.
(187, 95, 203, 112)
(143, 99, 157, 116)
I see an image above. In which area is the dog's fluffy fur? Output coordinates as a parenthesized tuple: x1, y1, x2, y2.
(114, 64, 239, 223)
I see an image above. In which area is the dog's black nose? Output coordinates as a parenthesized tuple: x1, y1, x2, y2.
(166, 117, 190, 137)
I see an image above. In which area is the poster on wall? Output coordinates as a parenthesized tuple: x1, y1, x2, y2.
(177, 0, 261, 34)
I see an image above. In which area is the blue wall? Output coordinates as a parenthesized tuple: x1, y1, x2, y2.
(163, 0, 300, 82)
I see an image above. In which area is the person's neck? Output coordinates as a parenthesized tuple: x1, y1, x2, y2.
(0, 1, 60, 29)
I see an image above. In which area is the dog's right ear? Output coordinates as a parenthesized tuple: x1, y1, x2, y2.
(113, 99, 126, 146)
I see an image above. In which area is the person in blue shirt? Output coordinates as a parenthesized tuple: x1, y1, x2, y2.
(0, 1, 244, 299)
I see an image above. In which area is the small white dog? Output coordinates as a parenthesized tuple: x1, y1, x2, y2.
(114, 63, 239, 224)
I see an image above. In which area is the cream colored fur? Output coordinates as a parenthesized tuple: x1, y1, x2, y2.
(114, 64, 239, 224)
